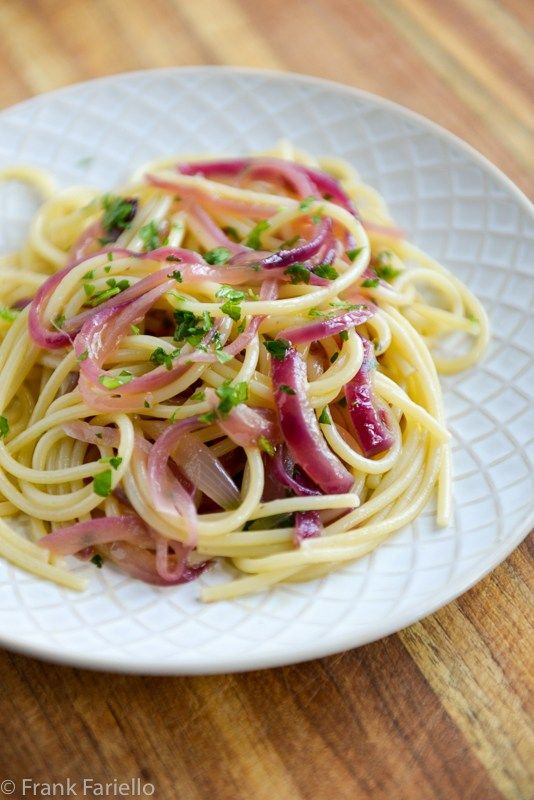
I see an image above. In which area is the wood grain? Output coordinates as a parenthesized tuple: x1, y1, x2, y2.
(0, 2, 532, 799)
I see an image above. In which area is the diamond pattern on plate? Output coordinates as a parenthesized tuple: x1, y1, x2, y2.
(0, 68, 532, 673)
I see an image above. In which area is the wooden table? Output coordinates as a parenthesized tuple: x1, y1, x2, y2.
(0, 2, 532, 799)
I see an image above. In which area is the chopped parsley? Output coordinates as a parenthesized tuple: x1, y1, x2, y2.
(198, 411, 216, 424)
(375, 251, 400, 281)
(339, 330, 349, 342)
(167, 269, 182, 283)
(215, 381, 248, 414)
(0, 416, 9, 438)
(216, 286, 246, 302)
(77, 350, 89, 362)
(83, 269, 96, 280)
(220, 300, 241, 321)
(204, 246, 231, 265)
(236, 319, 246, 334)
(284, 263, 310, 284)
(90, 554, 104, 568)
(150, 347, 180, 370)
(143, 400, 151, 409)
(139, 221, 160, 252)
(299, 196, 316, 211)
(313, 264, 338, 280)
(258, 436, 275, 456)
(318, 408, 331, 424)
(93, 469, 112, 497)
(53, 314, 66, 330)
(265, 339, 291, 360)
(106, 278, 130, 291)
(346, 247, 363, 261)
(0, 307, 20, 323)
(222, 226, 240, 243)
(173, 309, 213, 346)
(330, 351, 339, 363)
(99, 370, 133, 390)
(83, 283, 96, 297)
(245, 219, 270, 250)
(190, 388, 206, 403)
(362, 278, 379, 288)
(130, 324, 140, 335)
(279, 384, 296, 395)
(100, 195, 137, 243)
(99, 456, 123, 470)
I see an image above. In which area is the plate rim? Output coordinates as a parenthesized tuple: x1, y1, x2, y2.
(0, 65, 532, 674)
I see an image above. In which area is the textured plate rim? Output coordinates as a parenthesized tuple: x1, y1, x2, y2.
(0, 65, 532, 675)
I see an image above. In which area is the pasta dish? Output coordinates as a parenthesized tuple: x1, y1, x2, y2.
(0, 144, 488, 601)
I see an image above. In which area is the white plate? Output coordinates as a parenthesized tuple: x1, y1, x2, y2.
(0, 67, 532, 674)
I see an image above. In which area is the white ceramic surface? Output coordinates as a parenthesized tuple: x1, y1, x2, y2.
(0, 67, 532, 674)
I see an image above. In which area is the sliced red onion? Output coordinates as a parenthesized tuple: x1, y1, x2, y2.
(277, 305, 375, 346)
(344, 338, 394, 457)
(271, 446, 320, 497)
(260, 218, 332, 270)
(69, 219, 104, 261)
(205, 389, 279, 449)
(271, 347, 353, 494)
(294, 511, 322, 544)
(98, 540, 208, 586)
(63, 421, 119, 447)
(146, 418, 203, 544)
(299, 165, 358, 216)
(175, 433, 240, 510)
(39, 515, 152, 556)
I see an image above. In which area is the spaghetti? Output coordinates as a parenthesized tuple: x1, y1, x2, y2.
(0, 144, 488, 601)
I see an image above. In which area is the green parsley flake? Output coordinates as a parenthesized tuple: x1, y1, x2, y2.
(0, 416, 9, 438)
(53, 314, 66, 330)
(83, 269, 96, 280)
(299, 196, 316, 211)
(99, 371, 133, 390)
(77, 350, 89, 362)
(375, 252, 400, 281)
(204, 247, 231, 265)
(216, 286, 246, 302)
(99, 456, 123, 470)
(222, 226, 240, 243)
(198, 411, 216, 424)
(101, 195, 137, 242)
(190, 389, 205, 403)
(139, 221, 160, 252)
(258, 436, 275, 456)
(91, 554, 104, 568)
(245, 220, 270, 250)
(265, 339, 291, 360)
(220, 300, 241, 321)
(313, 264, 339, 280)
(284, 263, 310, 284)
(215, 381, 248, 414)
(362, 278, 379, 288)
(279, 384, 296, 395)
(0, 307, 20, 323)
(93, 469, 113, 497)
(339, 330, 349, 342)
(279, 234, 300, 250)
(173, 309, 213, 346)
(144, 400, 150, 409)
(83, 283, 96, 297)
(131, 324, 140, 335)
(150, 347, 180, 370)
(330, 351, 339, 363)
(318, 408, 331, 424)
(167, 270, 182, 283)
